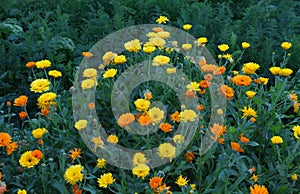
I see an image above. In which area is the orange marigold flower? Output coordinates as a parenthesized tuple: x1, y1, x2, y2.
(159, 123, 173, 133)
(210, 123, 226, 137)
(213, 66, 226, 75)
(199, 80, 211, 89)
(0, 172, 2, 180)
(19, 111, 27, 120)
(0, 132, 12, 147)
(32, 149, 43, 159)
(170, 111, 180, 123)
(200, 64, 218, 73)
(219, 85, 234, 99)
(199, 89, 206, 94)
(185, 90, 197, 98)
(198, 56, 207, 66)
(68, 148, 82, 162)
(37, 139, 44, 145)
(156, 184, 171, 193)
(26, 61, 36, 68)
(184, 151, 194, 162)
(6, 101, 11, 106)
(197, 104, 204, 111)
(72, 184, 83, 194)
(231, 142, 244, 152)
(250, 184, 269, 194)
(138, 114, 152, 126)
(250, 117, 256, 123)
(152, 27, 164, 32)
(6, 141, 18, 155)
(248, 167, 256, 174)
(149, 176, 163, 189)
(41, 109, 50, 116)
(82, 52, 93, 58)
(218, 138, 225, 144)
(13, 95, 28, 107)
(231, 75, 252, 86)
(88, 102, 95, 110)
(118, 113, 135, 127)
(204, 74, 213, 81)
(239, 134, 250, 143)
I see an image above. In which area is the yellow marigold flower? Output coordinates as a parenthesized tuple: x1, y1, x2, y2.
(250, 174, 259, 182)
(148, 37, 166, 48)
(96, 158, 106, 168)
(147, 32, 158, 38)
(132, 152, 147, 166)
(157, 31, 170, 39)
(158, 143, 176, 161)
(124, 39, 142, 52)
(30, 79, 50, 93)
(98, 173, 115, 188)
(103, 51, 117, 65)
(281, 41, 292, 50)
(190, 184, 196, 191)
(197, 37, 208, 46)
(148, 107, 164, 125)
(278, 68, 293, 76)
(271, 136, 283, 144)
(107, 134, 118, 144)
(153, 55, 170, 66)
(246, 91, 256, 98)
(291, 174, 298, 181)
(32, 128, 48, 139)
(103, 69, 117, 78)
(17, 189, 27, 194)
(113, 55, 127, 64)
(19, 151, 40, 168)
(74, 120, 87, 130)
(182, 43, 192, 51)
(187, 82, 200, 91)
(180, 109, 197, 122)
(143, 45, 156, 53)
(48, 70, 62, 78)
(218, 44, 229, 52)
(242, 42, 251, 49)
(259, 77, 269, 85)
(175, 175, 189, 187)
(241, 106, 257, 118)
(269, 67, 281, 75)
(166, 68, 176, 74)
(233, 71, 239, 75)
(91, 137, 104, 151)
(217, 109, 223, 115)
(132, 164, 150, 179)
(173, 135, 184, 144)
(292, 126, 300, 139)
(134, 98, 150, 112)
(156, 16, 169, 24)
(293, 102, 300, 113)
(35, 59, 51, 69)
(183, 24, 192, 30)
(242, 62, 260, 74)
(83, 68, 97, 78)
(37, 92, 56, 110)
(64, 164, 83, 185)
(289, 92, 298, 101)
(250, 184, 269, 194)
(81, 79, 95, 89)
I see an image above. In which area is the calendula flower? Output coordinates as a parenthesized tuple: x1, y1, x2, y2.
(200, 64, 218, 72)
(197, 37, 208, 46)
(138, 114, 152, 126)
(231, 142, 244, 152)
(175, 175, 189, 187)
(281, 42, 292, 50)
(156, 16, 169, 24)
(210, 123, 226, 137)
(187, 82, 200, 91)
(143, 45, 156, 53)
(246, 91, 256, 98)
(250, 174, 259, 182)
(134, 99, 150, 112)
(183, 24, 192, 30)
(180, 109, 197, 122)
(152, 55, 170, 66)
(231, 75, 252, 86)
(132, 152, 147, 166)
(269, 67, 281, 75)
(173, 135, 184, 144)
(68, 148, 82, 162)
(74, 120, 87, 130)
(241, 106, 257, 118)
(170, 111, 180, 123)
(64, 165, 83, 185)
(149, 176, 163, 189)
(184, 151, 194, 162)
(250, 184, 269, 194)
(17, 189, 27, 194)
(19, 151, 40, 168)
(96, 158, 106, 168)
(217, 109, 223, 115)
(6, 141, 18, 155)
(113, 55, 127, 64)
(291, 174, 298, 181)
(107, 134, 118, 144)
(219, 85, 234, 99)
(292, 126, 300, 139)
(239, 134, 250, 143)
(124, 39, 142, 52)
(0, 132, 11, 147)
(18, 111, 26, 120)
(158, 143, 176, 161)
(218, 44, 229, 52)
(31, 149, 43, 160)
(103, 51, 117, 65)
(82, 51, 93, 58)
(81, 79, 95, 89)
(32, 128, 48, 139)
(159, 123, 173, 133)
(26, 61, 35, 68)
(157, 31, 170, 39)
(182, 43, 192, 51)
(30, 79, 51, 93)
(13, 95, 28, 107)
(278, 68, 293, 76)
(148, 107, 164, 125)
(118, 113, 135, 127)
(48, 70, 62, 78)
(83, 68, 97, 78)
(132, 164, 150, 179)
(199, 80, 211, 89)
(242, 62, 260, 74)
(98, 173, 115, 188)
(91, 137, 104, 151)
(103, 69, 117, 78)
(37, 92, 56, 110)
(242, 42, 250, 49)
(259, 77, 269, 85)
(271, 136, 283, 144)
(35, 59, 51, 69)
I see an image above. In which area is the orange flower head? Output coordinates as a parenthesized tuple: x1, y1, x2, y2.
(41, 109, 50, 116)
(198, 56, 207, 66)
(239, 134, 250, 143)
(200, 64, 218, 73)
(138, 114, 152, 126)
(72, 184, 83, 194)
(13, 95, 28, 107)
(170, 111, 180, 123)
(219, 85, 234, 99)
(218, 138, 225, 144)
(199, 89, 206, 94)
(184, 151, 194, 162)
(213, 66, 226, 75)
(204, 74, 213, 81)
(210, 123, 226, 137)
(250, 184, 269, 194)
(88, 102, 95, 110)
(32, 149, 43, 159)
(231, 142, 244, 152)
(185, 90, 197, 98)
(0, 132, 12, 147)
(159, 123, 173, 133)
(26, 61, 36, 68)
(19, 111, 27, 120)
(231, 75, 252, 86)
(199, 80, 211, 89)
(6, 142, 18, 155)
(197, 104, 204, 111)
(149, 176, 163, 189)
(152, 27, 164, 32)
(6, 101, 11, 106)
(0, 172, 2, 180)
(68, 148, 82, 162)
(37, 139, 44, 145)
(248, 167, 256, 174)
(118, 113, 135, 127)
(82, 52, 93, 58)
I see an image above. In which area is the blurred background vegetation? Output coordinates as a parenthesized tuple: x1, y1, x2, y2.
(0, 0, 299, 100)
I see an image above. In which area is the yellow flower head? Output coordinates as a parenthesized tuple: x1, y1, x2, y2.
(180, 109, 197, 122)
(81, 79, 95, 89)
(157, 31, 170, 39)
(241, 106, 257, 118)
(19, 151, 40, 168)
(242, 42, 251, 49)
(36, 59, 51, 69)
(291, 174, 298, 181)
(281, 42, 292, 50)
(17, 189, 27, 194)
(107, 134, 119, 144)
(269, 67, 281, 75)
(182, 43, 192, 51)
(250, 174, 259, 182)
(103, 51, 117, 65)
(156, 16, 169, 24)
(292, 126, 300, 139)
(64, 164, 83, 185)
(166, 68, 176, 74)
(32, 128, 48, 139)
(246, 91, 256, 98)
(278, 68, 293, 76)
(132, 152, 147, 166)
(83, 68, 97, 78)
(175, 175, 189, 187)
(103, 69, 117, 78)
(242, 62, 260, 74)
(98, 173, 115, 188)
(132, 164, 150, 179)
(124, 39, 142, 52)
(183, 24, 192, 30)
(113, 55, 127, 64)
(197, 37, 208, 46)
(158, 143, 176, 161)
(74, 120, 87, 130)
(48, 70, 62, 78)
(134, 98, 150, 112)
(37, 92, 56, 110)
(148, 107, 164, 125)
(153, 55, 170, 66)
(173, 135, 184, 144)
(30, 79, 51, 93)
(218, 44, 229, 52)
(148, 37, 166, 48)
(143, 45, 156, 53)
(187, 82, 200, 92)
(96, 158, 106, 168)
(259, 77, 269, 85)
(271, 136, 283, 144)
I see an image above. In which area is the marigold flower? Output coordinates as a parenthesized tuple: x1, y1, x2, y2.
(132, 152, 147, 166)
(13, 95, 28, 107)
(218, 138, 225, 144)
(0, 132, 12, 147)
(182, 43, 192, 51)
(6, 101, 11, 106)
(259, 77, 269, 85)
(74, 120, 87, 130)
(35, 59, 51, 69)
(138, 114, 152, 126)
(124, 39, 142, 52)
(184, 151, 194, 162)
(103, 69, 117, 78)
(149, 176, 163, 189)
(113, 55, 127, 64)
(242, 62, 260, 74)
(292, 126, 300, 139)
(158, 143, 176, 161)
(173, 135, 184, 144)
(31, 149, 43, 160)
(0, 172, 2, 180)
(239, 134, 250, 143)
(48, 70, 62, 78)
(132, 164, 150, 179)
(17, 189, 27, 194)
(197, 104, 204, 111)
(107, 134, 118, 144)
(6, 141, 18, 155)
(281, 41, 292, 50)
(19, 111, 27, 120)
(143, 45, 156, 53)
(19, 151, 40, 168)
(217, 109, 223, 115)
(83, 68, 97, 78)
(269, 66, 281, 75)
(96, 158, 106, 168)
(152, 27, 164, 32)
(231, 75, 252, 86)
(278, 68, 293, 76)
(175, 175, 189, 187)
(118, 113, 135, 127)
(91, 137, 104, 151)
(30, 79, 50, 93)
(88, 102, 95, 110)
(241, 106, 257, 118)
(72, 185, 83, 194)
(250, 174, 259, 182)
(32, 128, 48, 139)
(157, 31, 170, 39)
(26, 61, 35, 68)
(187, 82, 200, 92)
(170, 111, 181, 123)
(180, 109, 197, 122)
(183, 24, 192, 30)
(291, 174, 298, 181)
(156, 16, 169, 24)
(210, 123, 226, 138)
(68, 148, 82, 162)
(148, 37, 166, 48)
(246, 91, 256, 98)
(230, 142, 244, 152)
(82, 51, 93, 58)
(213, 66, 226, 75)
(250, 117, 256, 123)
(249, 184, 269, 194)
(64, 165, 83, 185)
(149, 107, 164, 125)
(242, 42, 250, 49)
(200, 64, 218, 72)
(218, 44, 229, 52)
(199, 80, 211, 88)
(197, 37, 208, 46)
(219, 85, 234, 99)
(102, 51, 117, 65)
(153, 55, 170, 66)
(198, 56, 207, 66)
(289, 92, 298, 101)
(37, 92, 56, 110)
(159, 123, 172, 133)
(271, 136, 283, 144)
